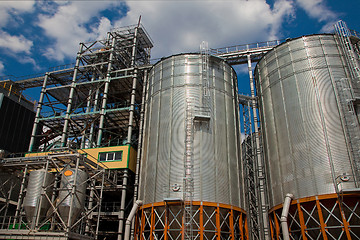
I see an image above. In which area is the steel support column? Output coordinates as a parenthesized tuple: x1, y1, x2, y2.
(118, 170, 129, 240)
(127, 25, 139, 145)
(81, 74, 96, 149)
(61, 44, 84, 147)
(28, 73, 49, 152)
(13, 165, 27, 226)
(97, 36, 116, 147)
(66, 156, 80, 231)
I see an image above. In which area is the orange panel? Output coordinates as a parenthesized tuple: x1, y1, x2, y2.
(296, 201, 307, 240)
(239, 213, 244, 240)
(150, 206, 155, 240)
(199, 204, 204, 240)
(273, 211, 280, 240)
(244, 215, 249, 240)
(269, 215, 274, 240)
(229, 209, 235, 240)
(164, 205, 168, 240)
(337, 199, 352, 240)
(216, 206, 221, 240)
(140, 209, 145, 240)
(316, 198, 328, 240)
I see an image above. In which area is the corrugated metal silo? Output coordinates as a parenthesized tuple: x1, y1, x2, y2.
(23, 169, 54, 227)
(255, 34, 360, 239)
(58, 169, 88, 226)
(136, 54, 247, 240)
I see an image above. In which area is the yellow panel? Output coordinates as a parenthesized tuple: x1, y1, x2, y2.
(25, 151, 62, 157)
(128, 145, 137, 172)
(80, 145, 137, 172)
(25, 145, 137, 171)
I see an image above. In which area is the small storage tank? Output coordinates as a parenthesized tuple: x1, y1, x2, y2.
(136, 54, 247, 240)
(0, 149, 5, 158)
(255, 34, 360, 239)
(58, 169, 88, 225)
(23, 169, 54, 226)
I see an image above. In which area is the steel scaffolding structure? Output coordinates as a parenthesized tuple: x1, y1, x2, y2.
(0, 147, 115, 240)
(27, 24, 153, 152)
(239, 96, 261, 240)
(0, 23, 153, 240)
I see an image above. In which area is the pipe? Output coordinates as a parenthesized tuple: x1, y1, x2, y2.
(124, 200, 143, 240)
(118, 170, 129, 240)
(280, 193, 294, 240)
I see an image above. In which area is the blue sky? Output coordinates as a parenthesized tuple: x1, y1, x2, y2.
(0, 0, 359, 99)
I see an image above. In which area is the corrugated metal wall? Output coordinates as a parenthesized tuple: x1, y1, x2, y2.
(255, 34, 357, 207)
(140, 54, 243, 207)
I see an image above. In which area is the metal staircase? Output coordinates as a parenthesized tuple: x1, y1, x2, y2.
(335, 21, 360, 82)
(183, 98, 195, 240)
(201, 41, 210, 101)
(183, 43, 212, 240)
(334, 20, 360, 187)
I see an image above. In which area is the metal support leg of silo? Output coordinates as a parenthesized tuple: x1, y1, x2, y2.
(269, 193, 360, 239)
(135, 202, 249, 240)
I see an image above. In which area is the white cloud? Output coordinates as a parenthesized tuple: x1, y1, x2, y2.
(0, 1, 35, 27)
(295, 0, 337, 29)
(116, 0, 295, 59)
(0, 0, 35, 70)
(0, 31, 33, 54)
(34, 0, 296, 61)
(37, 1, 121, 61)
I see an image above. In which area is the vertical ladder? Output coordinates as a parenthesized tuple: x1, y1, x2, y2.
(334, 21, 360, 82)
(183, 98, 194, 240)
(334, 21, 360, 186)
(201, 41, 211, 113)
(333, 78, 360, 186)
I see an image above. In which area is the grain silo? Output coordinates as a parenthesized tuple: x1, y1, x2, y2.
(135, 53, 247, 240)
(255, 33, 360, 239)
